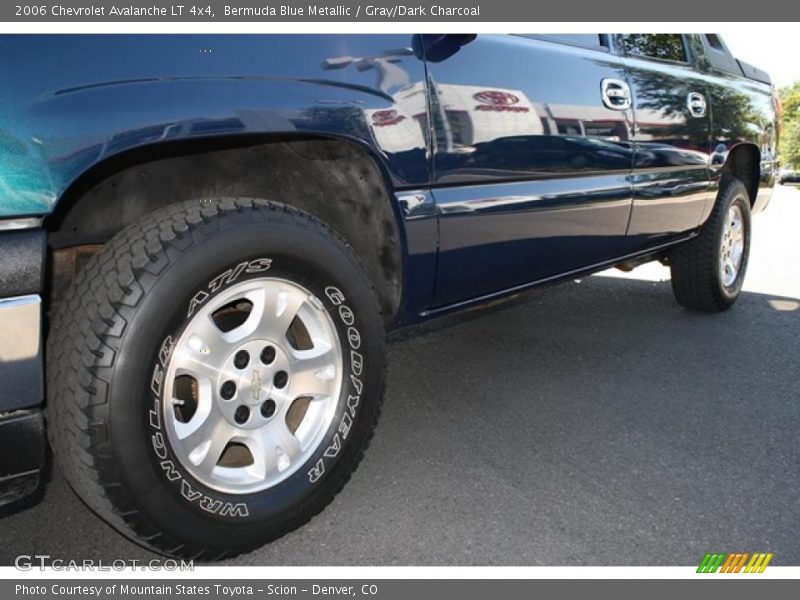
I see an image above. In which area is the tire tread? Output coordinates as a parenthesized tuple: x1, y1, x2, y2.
(669, 177, 750, 312)
(47, 198, 386, 560)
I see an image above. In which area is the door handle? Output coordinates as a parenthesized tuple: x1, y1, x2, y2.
(687, 92, 707, 118)
(601, 78, 631, 110)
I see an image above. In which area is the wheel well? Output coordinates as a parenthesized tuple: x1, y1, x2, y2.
(45, 136, 403, 324)
(721, 144, 760, 206)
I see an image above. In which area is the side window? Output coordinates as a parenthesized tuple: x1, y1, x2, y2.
(519, 34, 609, 52)
(617, 34, 687, 62)
(701, 33, 742, 75)
(705, 34, 725, 51)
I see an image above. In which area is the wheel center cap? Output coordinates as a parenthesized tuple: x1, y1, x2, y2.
(214, 338, 291, 429)
(247, 368, 268, 405)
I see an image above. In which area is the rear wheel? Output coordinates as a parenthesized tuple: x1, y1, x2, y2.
(47, 198, 386, 559)
(669, 177, 751, 311)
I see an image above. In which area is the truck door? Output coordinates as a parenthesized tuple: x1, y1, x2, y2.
(614, 34, 712, 249)
(423, 34, 635, 308)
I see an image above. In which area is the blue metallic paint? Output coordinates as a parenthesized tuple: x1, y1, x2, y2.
(0, 34, 779, 325)
(704, 73, 778, 214)
(430, 176, 633, 306)
(423, 33, 776, 310)
(620, 53, 714, 245)
(0, 34, 431, 216)
(0, 32, 781, 507)
(423, 35, 637, 305)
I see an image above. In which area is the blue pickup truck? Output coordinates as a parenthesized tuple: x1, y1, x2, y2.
(0, 34, 778, 558)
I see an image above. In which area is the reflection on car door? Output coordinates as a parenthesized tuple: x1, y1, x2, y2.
(423, 34, 635, 308)
(616, 34, 712, 247)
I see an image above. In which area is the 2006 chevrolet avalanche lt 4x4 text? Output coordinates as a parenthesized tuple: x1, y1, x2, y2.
(0, 34, 779, 558)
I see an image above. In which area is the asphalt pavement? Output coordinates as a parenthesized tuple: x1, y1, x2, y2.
(2, 185, 799, 566)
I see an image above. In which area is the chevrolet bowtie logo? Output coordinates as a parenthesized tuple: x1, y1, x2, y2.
(251, 370, 263, 401)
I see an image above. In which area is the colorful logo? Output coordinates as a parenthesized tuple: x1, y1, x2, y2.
(697, 552, 773, 573)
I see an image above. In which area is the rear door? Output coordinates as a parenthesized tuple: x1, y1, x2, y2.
(423, 34, 635, 308)
(614, 34, 712, 249)
(694, 33, 778, 212)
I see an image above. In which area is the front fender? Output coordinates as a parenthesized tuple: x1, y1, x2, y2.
(0, 34, 431, 217)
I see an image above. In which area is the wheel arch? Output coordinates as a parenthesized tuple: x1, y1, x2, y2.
(44, 134, 406, 326)
(719, 142, 760, 207)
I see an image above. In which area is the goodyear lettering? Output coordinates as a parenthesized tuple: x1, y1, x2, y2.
(347, 327, 361, 349)
(158, 335, 174, 367)
(308, 458, 325, 483)
(324, 286, 346, 306)
(308, 286, 364, 484)
(338, 413, 353, 439)
(350, 351, 363, 376)
(150, 364, 164, 398)
(323, 433, 342, 458)
(339, 305, 354, 325)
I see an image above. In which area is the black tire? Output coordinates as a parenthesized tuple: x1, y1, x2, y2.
(669, 177, 752, 311)
(47, 198, 386, 559)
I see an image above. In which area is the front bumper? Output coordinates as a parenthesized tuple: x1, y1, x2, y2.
(0, 226, 46, 506)
(0, 410, 45, 506)
(0, 294, 43, 412)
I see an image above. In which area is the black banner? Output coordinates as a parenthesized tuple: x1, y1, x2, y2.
(5, 579, 800, 600)
(4, 0, 800, 22)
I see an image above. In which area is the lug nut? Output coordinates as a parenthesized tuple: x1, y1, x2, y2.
(260, 345, 276, 365)
(220, 380, 237, 400)
(234, 405, 250, 425)
(261, 399, 276, 418)
(234, 350, 250, 369)
(274, 370, 288, 389)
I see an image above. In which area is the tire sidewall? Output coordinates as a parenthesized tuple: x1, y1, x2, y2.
(714, 184, 751, 303)
(104, 210, 383, 550)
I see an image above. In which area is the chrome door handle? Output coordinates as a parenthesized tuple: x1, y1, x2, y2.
(601, 78, 631, 110)
(687, 92, 707, 118)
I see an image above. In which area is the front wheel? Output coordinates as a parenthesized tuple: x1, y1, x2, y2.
(47, 198, 386, 559)
(669, 177, 752, 311)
